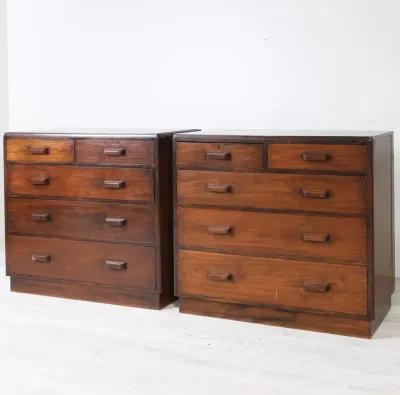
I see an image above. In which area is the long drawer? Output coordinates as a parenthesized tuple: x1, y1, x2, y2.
(177, 207, 367, 264)
(178, 250, 367, 315)
(7, 165, 154, 202)
(177, 170, 367, 214)
(7, 235, 157, 290)
(7, 198, 155, 244)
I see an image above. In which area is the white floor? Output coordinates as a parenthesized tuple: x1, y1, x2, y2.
(0, 269, 399, 395)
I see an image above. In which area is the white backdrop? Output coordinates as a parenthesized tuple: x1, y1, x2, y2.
(4, 0, 400, 275)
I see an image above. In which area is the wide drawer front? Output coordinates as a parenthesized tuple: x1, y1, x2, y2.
(176, 142, 263, 170)
(178, 250, 367, 315)
(8, 198, 155, 244)
(178, 208, 367, 264)
(75, 139, 155, 165)
(177, 170, 367, 214)
(7, 165, 154, 202)
(268, 144, 368, 172)
(7, 236, 156, 289)
(6, 138, 74, 163)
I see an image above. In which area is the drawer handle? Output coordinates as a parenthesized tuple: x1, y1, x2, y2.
(301, 188, 330, 199)
(32, 254, 51, 264)
(302, 232, 330, 243)
(28, 146, 49, 155)
(207, 184, 232, 193)
(303, 281, 330, 293)
(104, 147, 126, 156)
(301, 153, 330, 162)
(31, 212, 51, 222)
(105, 260, 127, 270)
(206, 151, 231, 161)
(207, 272, 233, 282)
(30, 176, 50, 185)
(105, 217, 127, 227)
(207, 225, 232, 235)
(104, 180, 125, 189)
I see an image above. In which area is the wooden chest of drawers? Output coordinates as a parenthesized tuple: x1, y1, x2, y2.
(4, 129, 194, 309)
(174, 130, 395, 337)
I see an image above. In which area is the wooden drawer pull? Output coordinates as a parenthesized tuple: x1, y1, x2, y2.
(302, 232, 330, 243)
(105, 260, 127, 270)
(301, 188, 330, 199)
(103, 180, 125, 189)
(207, 184, 232, 193)
(30, 176, 50, 185)
(207, 225, 232, 235)
(104, 147, 126, 156)
(28, 146, 49, 155)
(303, 282, 330, 293)
(206, 151, 231, 161)
(301, 153, 330, 162)
(31, 212, 51, 222)
(207, 272, 233, 282)
(32, 254, 51, 264)
(105, 217, 127, 227)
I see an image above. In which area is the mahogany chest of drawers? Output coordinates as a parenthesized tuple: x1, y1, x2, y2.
(5, 129, 193, 309)
(174, 130, 395, 337)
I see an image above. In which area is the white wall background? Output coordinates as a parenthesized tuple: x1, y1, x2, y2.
(5, 0, 400, 275)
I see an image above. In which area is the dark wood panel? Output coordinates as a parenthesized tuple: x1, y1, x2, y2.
(177, 170, 367, 214)
(6, 138, 74, 163)
(179, 298, 371, 338)
(7, 235, 157, 289)
(176, 142, 263, 170)
(7, 164, 154, 202)
(268, 144, 368, 172)
(75, 139, 154, 165)
(7, 198, 155, 243)
(178, 250, 367, 315)
(178, 207, 367, 263)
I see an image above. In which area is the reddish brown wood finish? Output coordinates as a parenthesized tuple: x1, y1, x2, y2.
(268, 143, 368, 172)
(8, 164, 154, 202)
(176, 142, 263, 170)
(177, 170, 367, 214)
(174, 131, 394, 338)
(75, 139, 155, 165)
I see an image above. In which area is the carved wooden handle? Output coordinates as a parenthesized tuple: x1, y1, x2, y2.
(207, 272, 233, 282)
(32, 254, 51, 264)
(302, 232, 330, 243)
(105, 217, 127, 227)
(206, 151, 231, 160)
(103, 180, 125, 189)
(105, 260, 127, 270)
(31, 212, 51, 222)
(104, 147, 126, 156)
(28, 146, 49, 155)
(206, 184, 232, 193)
(207, 225, 232, 235)
(301, 188, 330, 199)
(301, 153, 330, 162)
(30, 176, 50, 185)
(303, 281, 330, 293)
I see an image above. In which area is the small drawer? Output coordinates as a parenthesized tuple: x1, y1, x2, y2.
(178, 207, 367, 264)
(176, 142, 263, 170)
(76, 139, 155, 165)
(7, 165, 154, 202)
(7, 235, 156, 289)
(6, 138, 74, 163)
(268, 144, 368, 172)
(7, 198, 156, 244)
(177, 170, 367, 214)
(178, 250, 367, 315)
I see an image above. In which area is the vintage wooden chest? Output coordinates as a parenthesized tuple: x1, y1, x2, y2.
(174, 130, 394, 337)
(5, 129, 194, 309)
